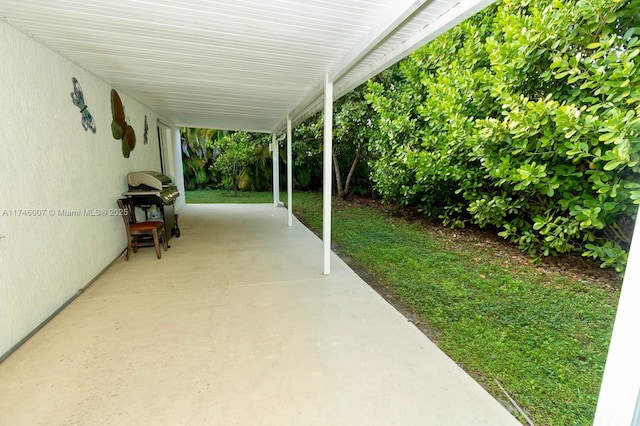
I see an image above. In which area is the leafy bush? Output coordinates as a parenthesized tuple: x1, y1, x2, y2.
(181, 128, 273, 192)
(293, 85, 376, 197)
(210, 132, 272, 192)
(366, 0, 640, 272)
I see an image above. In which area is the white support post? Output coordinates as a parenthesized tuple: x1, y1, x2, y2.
(594, 211, 640, 425)
(171, 126, 186, 212)
(272, 132, 280, 207)
(287, 117, 293, 227)
(323, 74, 333, 275)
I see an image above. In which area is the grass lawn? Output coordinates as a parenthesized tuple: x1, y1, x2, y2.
(186, 189, 279, 204)
(186, 189, 620, 425)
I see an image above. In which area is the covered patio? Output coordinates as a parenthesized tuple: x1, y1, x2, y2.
(1, 0, 639, 423)
(0, 204, 518, 424)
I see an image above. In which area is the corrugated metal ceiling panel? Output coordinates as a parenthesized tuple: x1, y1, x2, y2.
(0, 0, 496, 132)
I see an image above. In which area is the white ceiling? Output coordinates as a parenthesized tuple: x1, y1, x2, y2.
(0, 0, 496, 132)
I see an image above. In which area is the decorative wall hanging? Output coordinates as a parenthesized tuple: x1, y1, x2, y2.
(70, 77, 96, 133)
(110, 89, 136, 158)
(144, 115, 149, 144)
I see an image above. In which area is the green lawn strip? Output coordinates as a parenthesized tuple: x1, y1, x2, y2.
(292, 191, 618, 426)
(186, 190, 278, 204)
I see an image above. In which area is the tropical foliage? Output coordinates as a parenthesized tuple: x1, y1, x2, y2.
(181, 128, 273, 192)
(293, 85, 377, 198)
(211, 132, 271, 192)
(364, 0, 640, 272)
(181, 127, 220, 190)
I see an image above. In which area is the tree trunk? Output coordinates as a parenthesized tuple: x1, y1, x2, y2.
(343, 141, 364, 199)
(332, 146, 344, 198)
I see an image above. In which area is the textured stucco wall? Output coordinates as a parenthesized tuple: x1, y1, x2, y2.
(0, 21, 168, 356)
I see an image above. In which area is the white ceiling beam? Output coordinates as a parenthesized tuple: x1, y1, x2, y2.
(273, 81, 324, 133)
(334, 0, 498, 101)
(275, 0, 430, 132)
(276, 0, 498, 133)
(327, 0, 430, 83)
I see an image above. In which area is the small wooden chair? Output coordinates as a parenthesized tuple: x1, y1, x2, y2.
(117, 198, 168, 260)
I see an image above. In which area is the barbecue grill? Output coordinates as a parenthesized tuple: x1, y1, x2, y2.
(122, 171, 181, 239)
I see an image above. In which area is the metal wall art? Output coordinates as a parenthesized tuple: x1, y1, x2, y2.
(70, 77, 96, 133)
(144, 115, 149, 144)
(110, 89, 136, 158)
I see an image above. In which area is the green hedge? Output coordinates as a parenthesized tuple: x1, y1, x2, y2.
(365, 0, 640, 272)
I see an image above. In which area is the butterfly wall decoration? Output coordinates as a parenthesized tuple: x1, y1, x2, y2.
(70, 77, 96, 133)
(144, 115, 149, 144)
(111, 89, 136, 158)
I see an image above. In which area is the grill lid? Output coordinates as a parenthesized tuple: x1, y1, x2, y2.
(127, 171, 173, 190)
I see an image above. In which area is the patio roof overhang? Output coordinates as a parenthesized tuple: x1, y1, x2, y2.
(3, 1, 640, 423)
(0, 0, 495, 133)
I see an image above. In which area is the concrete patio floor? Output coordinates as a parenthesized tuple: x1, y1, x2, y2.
(0, 204, 520, 425)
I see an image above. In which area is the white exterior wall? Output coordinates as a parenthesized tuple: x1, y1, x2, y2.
(0, 21, 168, 356)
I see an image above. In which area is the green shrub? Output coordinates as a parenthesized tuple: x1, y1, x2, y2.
(366, 0, 640, 272)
